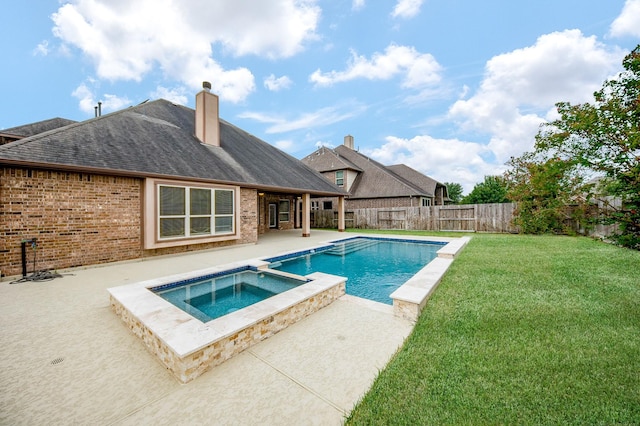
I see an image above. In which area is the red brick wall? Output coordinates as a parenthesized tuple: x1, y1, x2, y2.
(1, 167, 142, 276)
(0, 168, 258, 277)
(309, 196, 416, 210)
(346, 197, 417, 209)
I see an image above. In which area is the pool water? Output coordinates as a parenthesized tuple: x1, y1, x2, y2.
(154, 269, 307, 322)
(269, 237, 443, 305)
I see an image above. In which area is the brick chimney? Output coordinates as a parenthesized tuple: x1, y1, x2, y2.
(195, 81, 220, 146)
(344, 134, 354, 150)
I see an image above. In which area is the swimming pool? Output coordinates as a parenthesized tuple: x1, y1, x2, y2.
(153, 269, 309, 322)
(108, 233, 469, 382)
(267, 237, 446, 305)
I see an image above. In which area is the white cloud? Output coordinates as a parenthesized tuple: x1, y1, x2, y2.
(264, 74, 293, 91)
(391, 0, 423, 19)
(274, 139, 295, 151)
(365, 135, 499, 193)
(72, 82, 131, 115)
(449, 29, 624, 163)
(310, 44, 442, 89)
(315, 140, 335, 149)
(51, 0, 320, 103)
(150, 86, 189, 105)
(609, 0, 640, 38)
(102, 93, 132, 111)
(352, 0, 365, 11)
(239, 102, 366, 134)
(33, 40, 49, 56)
(71, 83, 96, 114)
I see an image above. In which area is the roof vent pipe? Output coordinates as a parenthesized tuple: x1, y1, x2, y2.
(98, 101, 102, 117)
(94, 106, 98, 118)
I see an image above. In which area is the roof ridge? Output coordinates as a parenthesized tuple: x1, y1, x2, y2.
(335, 146, 425, 195)
(0, 99, 174, 151)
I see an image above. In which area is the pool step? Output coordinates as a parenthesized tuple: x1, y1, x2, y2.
(325, 239, 379, 256)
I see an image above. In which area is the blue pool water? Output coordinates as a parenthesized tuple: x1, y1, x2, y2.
(153, 269, 307, 322)
(268, 237, 444, 305)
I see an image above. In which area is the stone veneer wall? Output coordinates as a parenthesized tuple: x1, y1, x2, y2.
(0, 167, 258, 277)
(110, 281, 346, 383)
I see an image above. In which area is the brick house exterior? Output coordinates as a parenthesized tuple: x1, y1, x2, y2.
(0, 86, 345, 277)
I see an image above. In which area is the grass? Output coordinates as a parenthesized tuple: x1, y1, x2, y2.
(345, 231, 640, 425)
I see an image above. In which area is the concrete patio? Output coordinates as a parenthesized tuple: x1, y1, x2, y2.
(0, 230, 414, 425)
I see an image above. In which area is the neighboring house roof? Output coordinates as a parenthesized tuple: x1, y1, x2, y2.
(387, 164, 447, 199)
(0, 99, 344, 196)
(302, 144, 445, 199)
(302, 146, 363, 173)
(0, 117, 77, 139)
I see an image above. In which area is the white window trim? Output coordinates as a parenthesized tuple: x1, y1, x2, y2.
(144, 178, 241, 249)
(158, 185, 235, 240)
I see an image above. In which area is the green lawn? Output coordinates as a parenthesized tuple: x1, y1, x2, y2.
(345, 232, 640, 425)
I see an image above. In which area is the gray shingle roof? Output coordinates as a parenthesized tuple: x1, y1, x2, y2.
(0, 99, 344, 196)
(0, 117, 77, 138)
(301, 146, 362, 172)
(387, 164, 443, 197)
(302, 144, 445, 199)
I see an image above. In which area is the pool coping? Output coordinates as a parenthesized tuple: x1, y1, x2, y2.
(390, 236, 471, 321)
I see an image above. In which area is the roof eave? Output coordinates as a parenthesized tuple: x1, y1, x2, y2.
(0, 159, 347, 196)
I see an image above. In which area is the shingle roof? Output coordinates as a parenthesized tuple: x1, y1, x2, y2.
(301, 146, 362, 172)
(0, 117, 77, 138)
(302, 144, 445, 199)
(0, 99, 344, 196)
(387, 164, 442, 196)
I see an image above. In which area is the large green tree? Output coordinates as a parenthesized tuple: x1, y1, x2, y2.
(508, 45, 640, 248)
(461, 175, 509, 204)
(444, 182, 464, 204)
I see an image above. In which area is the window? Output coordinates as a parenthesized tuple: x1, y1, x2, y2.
(421, 197, 431, 207)
(278, 200, 290, 222)
(311, 201, 319, 211)
(335, 170, 344, 186)
(323, 201, 333, 210)
(159, 185, 234, 239)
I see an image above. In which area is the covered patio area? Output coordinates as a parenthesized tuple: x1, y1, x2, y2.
(256, 191, 346, 237)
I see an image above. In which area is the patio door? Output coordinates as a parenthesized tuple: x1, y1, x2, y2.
(268, 203, 277, 228)
(295, 198, 302, 228)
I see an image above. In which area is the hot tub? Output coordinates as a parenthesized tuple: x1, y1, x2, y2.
(108, 260, 345, 383)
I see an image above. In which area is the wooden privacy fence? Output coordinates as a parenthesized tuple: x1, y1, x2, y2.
(310, 203, 517, 233)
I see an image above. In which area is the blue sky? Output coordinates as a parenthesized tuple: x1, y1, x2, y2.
(2, 0, 639, 192)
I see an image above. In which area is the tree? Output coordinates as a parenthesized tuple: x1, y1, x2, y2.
(461, 175, 509, 204)
(444, 182, 464, 204)
(505, 153, 587, 234)
(529, 45, 640, 249)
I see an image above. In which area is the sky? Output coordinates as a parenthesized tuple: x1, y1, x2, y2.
(2, 1, 639, 193)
